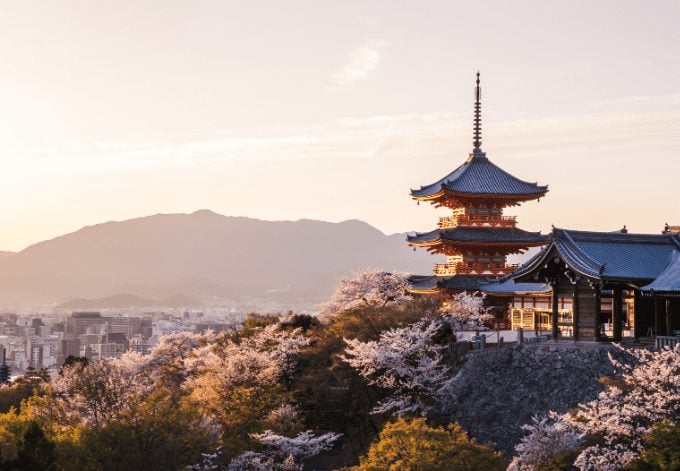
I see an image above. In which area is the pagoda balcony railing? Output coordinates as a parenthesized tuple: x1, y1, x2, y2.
(434, 262, 519, 277)
(438, 214, 517, 229)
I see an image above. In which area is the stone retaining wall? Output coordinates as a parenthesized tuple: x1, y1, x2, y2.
(444, 343, 638, 455)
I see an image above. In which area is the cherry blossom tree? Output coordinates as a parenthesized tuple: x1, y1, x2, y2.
(182, 323, 312, 459)
(52, 358, 133, 426)
(318, 269, 411, 320)
(264, 404, 304, 435)
(229, 430, 341, 470)
(569, 346, 680, 470)
(227, 451, 277, 471)
(252, 430, 341, 459)
(510, 346, 680, 470)
(508, 414, 580, 471)
(341, 320, 451, 416)
(440, 291, 492, 332)
(184, 324, 311, 398)
(132, 330, 217, 388)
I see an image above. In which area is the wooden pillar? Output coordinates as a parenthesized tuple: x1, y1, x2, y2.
(654, 294, 659, 337)
(572, 282, 580, 341)
(594, 286, 602, 341)
(633, 290, 640, 341)
(534, 310, 539, 337)
(666, 298, 672, 336)
(551, 283, 559, 340)
(612, 287, 623, 342)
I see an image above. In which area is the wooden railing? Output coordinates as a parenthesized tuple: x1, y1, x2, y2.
(434, 262, 519, 276)
(655, 336, 679, 350)
(447, 341, 471, 359)
(438, 214, 517, 229)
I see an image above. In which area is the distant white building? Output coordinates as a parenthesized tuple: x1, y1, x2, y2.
(29, 344, 43, 369)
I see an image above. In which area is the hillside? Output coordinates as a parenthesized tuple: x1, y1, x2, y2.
(0, 210, 435, 307)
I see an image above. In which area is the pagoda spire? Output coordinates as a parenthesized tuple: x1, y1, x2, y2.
(473, 71, 482, 151)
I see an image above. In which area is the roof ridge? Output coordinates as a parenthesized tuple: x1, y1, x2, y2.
(670, 234, 680, 250)
(505, 242, 553, 280)
(567, 233, 675, 247)
(555, 229, 604, 276)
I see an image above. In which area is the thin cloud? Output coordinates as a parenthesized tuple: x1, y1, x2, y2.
(329, 40, 389, 91)
(2, 93, 678, 181)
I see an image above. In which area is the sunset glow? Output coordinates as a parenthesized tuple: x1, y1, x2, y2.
(1, 0, 679, 251)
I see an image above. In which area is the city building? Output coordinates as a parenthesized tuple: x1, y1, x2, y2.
(129, 337, 151, 355)
(105, 316, 142, 336)
(66, 312, 108, 336)
(98, 332, 128, 359)
(60, 338, 81, 363)
(29, 343, 43, 369)
(0, 346, 10, 385)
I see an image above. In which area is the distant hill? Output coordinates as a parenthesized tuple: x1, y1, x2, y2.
(0, 210, 436, 307)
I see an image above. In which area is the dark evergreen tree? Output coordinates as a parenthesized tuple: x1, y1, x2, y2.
(0, 364, 10, 386)
(3, 422, 57, 471)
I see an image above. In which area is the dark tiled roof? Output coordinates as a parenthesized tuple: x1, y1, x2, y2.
(480, 278, 551, 295)
(407, 227, 546, 245)
(100, 332, 127, 344)
(411, 150, 548, 199)
(512, 228, 680, 283)
(641, 250, 680, 293)
(408, 275, 490, 292)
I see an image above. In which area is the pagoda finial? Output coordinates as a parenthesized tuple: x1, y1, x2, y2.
(473, 71, 482, 151)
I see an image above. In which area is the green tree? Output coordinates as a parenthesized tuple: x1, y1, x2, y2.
(626, 422, 680, 471)
(356, 417, 506, 471)
(0, 386, 33, 415)
(10, 421, 57, 471)
(0, 367, 51, 414)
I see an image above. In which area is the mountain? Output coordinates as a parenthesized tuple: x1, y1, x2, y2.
(0, 210, 436, 308)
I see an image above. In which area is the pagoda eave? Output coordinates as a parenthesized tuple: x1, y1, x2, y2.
(408, 286, 444, 295)
(408, 239, 546, 249)
(407, 274, 492, 294)
(411, 189, 547, 207)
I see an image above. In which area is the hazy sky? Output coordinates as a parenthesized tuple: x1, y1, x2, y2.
(1, 0, 679, 252)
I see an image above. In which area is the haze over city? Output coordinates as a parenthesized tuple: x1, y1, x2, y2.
(1, 0, 679, 253)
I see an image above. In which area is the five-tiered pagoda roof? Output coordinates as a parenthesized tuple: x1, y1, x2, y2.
(406, 72, 548, 299)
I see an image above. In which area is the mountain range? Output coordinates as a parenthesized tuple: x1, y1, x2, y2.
(0, 210, 435, 309)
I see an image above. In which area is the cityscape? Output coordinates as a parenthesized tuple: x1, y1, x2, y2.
(0, 307, 246, 375)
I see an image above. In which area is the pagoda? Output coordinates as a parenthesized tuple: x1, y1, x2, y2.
(407, 73, 548, 306)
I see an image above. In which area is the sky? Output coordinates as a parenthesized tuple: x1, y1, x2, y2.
(1, 0, 679, 252)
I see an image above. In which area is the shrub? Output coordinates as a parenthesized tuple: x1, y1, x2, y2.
(356, 417, 506, 470)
